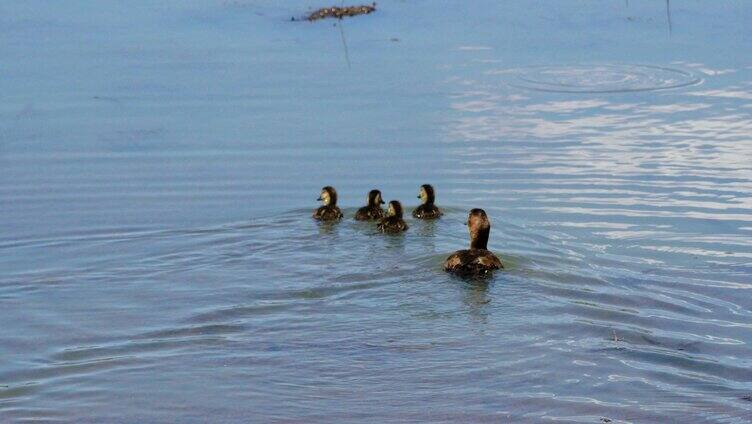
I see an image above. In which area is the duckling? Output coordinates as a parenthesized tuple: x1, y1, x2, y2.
(444, 208, 503, 275)
(313, 186, 343, 221)
(377, 200, 409, 233)
(412, 184, 442, 219)
(355, 189, 386, 221)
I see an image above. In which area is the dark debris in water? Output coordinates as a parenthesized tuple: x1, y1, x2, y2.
(742, 395, 752, 401)
(294, 3, 376, 22)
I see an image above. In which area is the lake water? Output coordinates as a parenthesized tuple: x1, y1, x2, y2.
(2, 1, 752, 422)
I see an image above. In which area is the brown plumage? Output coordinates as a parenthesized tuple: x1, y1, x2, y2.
(412, 184, 442, 219)
(355, 189, 385, 221)
(444, 208, 502, 275)
(377, 200, 408, 233)
(313, 186, 343, 221)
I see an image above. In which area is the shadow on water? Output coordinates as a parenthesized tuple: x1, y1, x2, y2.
(412, 218, 438, 237)
(316, 220, 339, 236)
(459, 278, 493, 325)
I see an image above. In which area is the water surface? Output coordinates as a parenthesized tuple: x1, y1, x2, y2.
(2, 1, 752, 422)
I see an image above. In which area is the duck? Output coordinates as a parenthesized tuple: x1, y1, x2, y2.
(444, 208, 503, 275)
(377, 200, 409, 233)
(354, 189, 386, 221)
(412, 184, 442, 219)
(313, 186, 343, 221)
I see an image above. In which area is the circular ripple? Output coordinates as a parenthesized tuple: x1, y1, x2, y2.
(508, 64, 701, 93)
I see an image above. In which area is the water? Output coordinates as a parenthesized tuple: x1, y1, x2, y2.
(2, 1, 752, 422)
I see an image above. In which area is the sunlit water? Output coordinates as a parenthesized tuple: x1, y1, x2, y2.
(2, 1, 752, 422)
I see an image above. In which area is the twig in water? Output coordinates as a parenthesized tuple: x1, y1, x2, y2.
(337, 20, 351, 69)
(666, 0, 673, 35)
(338, 0, 349, 69)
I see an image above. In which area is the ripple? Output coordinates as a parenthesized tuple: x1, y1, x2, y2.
(502, 64, 702, 94)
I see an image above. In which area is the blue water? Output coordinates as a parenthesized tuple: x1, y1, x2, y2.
(2, 1, 752, 422)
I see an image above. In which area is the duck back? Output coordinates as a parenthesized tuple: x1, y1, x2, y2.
(314, 206, 343, 221)
(443, 249, 502, 275)
(377, 216, 408, 233)
(412, 204, 442, 219)
(355, 205, 384, 221)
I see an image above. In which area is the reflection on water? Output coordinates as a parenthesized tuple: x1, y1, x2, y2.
(2, 0, 752, 423)
(443, 50, 752, 420)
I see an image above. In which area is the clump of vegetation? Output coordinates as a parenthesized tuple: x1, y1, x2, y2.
(298, 3, 376, 21)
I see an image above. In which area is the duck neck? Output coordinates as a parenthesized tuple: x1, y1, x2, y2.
(470, 228, 489, 250)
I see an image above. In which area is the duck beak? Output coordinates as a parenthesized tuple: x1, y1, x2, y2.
(416, 195, 421, 199)
(317, 196, 322, 201)
(380, 200, 385, 204)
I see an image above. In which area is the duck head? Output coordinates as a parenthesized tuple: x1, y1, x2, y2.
(417, 184, 436, 205)
(387, 200, 404, 219)
(467, 208, 490, 250)
(317, 186, 338, 207)
(367, 189, 385, 207)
